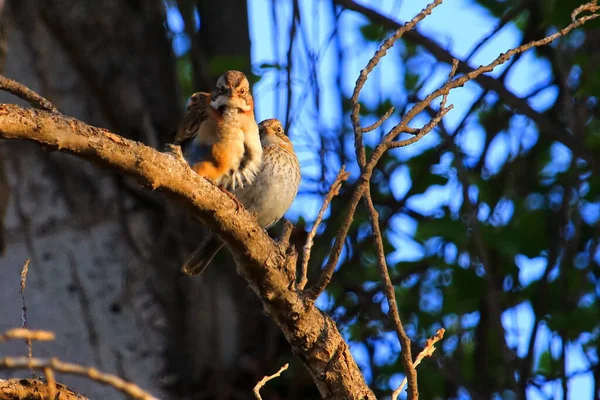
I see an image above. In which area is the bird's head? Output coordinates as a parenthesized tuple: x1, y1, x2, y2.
(258, 118, 293, 150)
(210, 70, 253, 114)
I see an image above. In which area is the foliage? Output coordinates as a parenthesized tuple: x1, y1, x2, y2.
(171, 0, 600, 398)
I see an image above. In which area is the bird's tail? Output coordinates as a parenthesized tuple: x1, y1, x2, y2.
(181, 234, 225, 276)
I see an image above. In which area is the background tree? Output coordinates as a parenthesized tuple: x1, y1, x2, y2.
(0, 0, 599, 399)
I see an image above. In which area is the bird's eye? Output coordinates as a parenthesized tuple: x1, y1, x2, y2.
(276, 126, 282, 133)
(239, 87, 246, 95)
(219, 86, 226, 94)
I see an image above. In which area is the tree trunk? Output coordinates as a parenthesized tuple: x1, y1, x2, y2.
(0, 1, 288, 399)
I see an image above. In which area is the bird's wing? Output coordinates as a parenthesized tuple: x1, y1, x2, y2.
(183, 142, 212, 166)
(174, 92, 211, 144)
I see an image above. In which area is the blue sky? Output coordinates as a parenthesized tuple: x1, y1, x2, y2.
(167, 1, 595, 398)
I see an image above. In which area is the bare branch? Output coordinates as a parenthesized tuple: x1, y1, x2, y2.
(387, 105, 453, 150)
(299, 166, 349, 290)
(0, 378, 87, 399)
(571, 1, 600, 20)
(0, 328, 55, 342)
(0, 76, 58, 113)
(362, 106, 395, 133)
(387, 59, 458, 150)
(0, 101, 375, 399)
(19, 259, 33, 362)
(391, 329, 445, 400)
(304, 180, 366, 302)
(383, 6, 600, 148)
(363, 187, 418, 398)
(334, 0, 598, 165)
(351, 0, 443, 168)
(253, 363, 289, 400)
(0, 356, 158, 400)
(278, 219, 294, 250)
(44, 367, 57, 400)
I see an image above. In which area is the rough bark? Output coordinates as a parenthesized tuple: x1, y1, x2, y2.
(0, 104, 375, 399)
(0, 0, 274, 398)
(0, 378, 86, 400)
(0, 1, 176, 398)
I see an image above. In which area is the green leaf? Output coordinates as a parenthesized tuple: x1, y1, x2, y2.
(414, 216, 468, 248)
(442, 267, 487, 314)
(536, 351, 552, 376)
(404, 71, 420, 92)
(359, 22, 386, 42)
(546, 303, 600, 341)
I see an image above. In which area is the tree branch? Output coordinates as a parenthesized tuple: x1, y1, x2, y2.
(391, 329, 445, 400)
(253, 363, 289, 400)
(0, 75, 57, 112)
(0, 101, 375, 399)
(0, 356, 158, 400)
(0, 378, 86, 400)
(299, 166, 349, 290)
(334, 0, 598, 166)
(350, 0, 443, 168)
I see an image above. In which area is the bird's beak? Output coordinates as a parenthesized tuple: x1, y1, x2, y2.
(185, 97, 196, 110)
(210, 86, 251, 112)
(211, 87, 234, 109)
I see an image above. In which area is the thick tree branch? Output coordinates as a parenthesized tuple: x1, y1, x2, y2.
(0, 102, 375, 399)
(0, 356, 158, 400)
(0, 378, 86, 400)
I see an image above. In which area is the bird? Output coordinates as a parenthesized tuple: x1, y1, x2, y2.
(174, 70, 262, 190)
(181, 118, 301, 277)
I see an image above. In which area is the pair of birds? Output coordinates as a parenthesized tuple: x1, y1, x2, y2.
(175, 70, 300, 276)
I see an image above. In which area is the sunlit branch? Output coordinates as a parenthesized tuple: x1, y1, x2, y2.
(0, 75, 57, 113)
(253, 363, 289, 400)
(299, 166, 349, 290)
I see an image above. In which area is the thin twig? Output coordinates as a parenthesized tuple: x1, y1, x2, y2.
(391, 329, 445, 400)
(0, 75, 58, 112)
(571, 1, 600, 20)
(387, 105, 453, 149)
(44, 366, 57, 399)
(362, 106, 395, 133)
(366, 58, 457, 400)
(304, 180, 366, 301)
(306, 1, 448, 302)
(307, 0, 599, 306)
(253, 363, 289, 400)
(382, 3, 600, 147)
(363, 187, 418, 397)
(387, 59, 458, 150)
(278, 219, 295, 251)
(19, 259, 33, 363)
(0, 356, 159, 400)
(0, 328, 55, 342)
(334, 0, 597, 164)
(350, 0, 443, 168)
(299, 166, 349, 290)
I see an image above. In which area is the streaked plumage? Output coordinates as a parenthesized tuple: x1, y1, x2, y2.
(182, 118, 301, 276)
